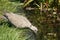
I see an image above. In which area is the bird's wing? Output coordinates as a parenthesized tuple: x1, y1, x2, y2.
(6, 13, 32, 28)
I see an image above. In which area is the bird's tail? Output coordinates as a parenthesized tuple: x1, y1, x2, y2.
(29, 25, 38, 34)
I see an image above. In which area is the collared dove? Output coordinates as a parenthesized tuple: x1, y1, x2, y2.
(3, 12, 38, 34)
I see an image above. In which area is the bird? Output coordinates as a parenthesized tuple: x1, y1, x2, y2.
(3, 12, 38, 34)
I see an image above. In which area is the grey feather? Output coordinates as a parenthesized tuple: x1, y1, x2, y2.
(3, 12, 38, 34)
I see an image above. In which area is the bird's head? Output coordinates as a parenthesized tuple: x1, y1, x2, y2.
(3, 12, 13, 19)
(3, 13, 9, 19)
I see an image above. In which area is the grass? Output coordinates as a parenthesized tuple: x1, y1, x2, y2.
(0, 0, 36, 39)
(0, 20, 36, 40)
